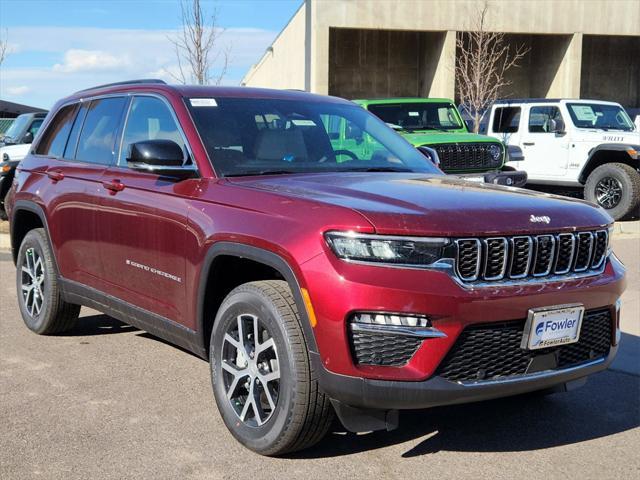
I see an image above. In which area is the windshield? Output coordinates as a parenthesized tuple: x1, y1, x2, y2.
(187, 98, 442, 177)
(566, 103, 634, 131)
(2, 114, 31, 143)
(367, 102, 464, 132)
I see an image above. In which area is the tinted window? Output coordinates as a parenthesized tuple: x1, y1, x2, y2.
(119, 96, 186, 166)
(27, 119, 44, 137)
(63, 104, 88, 159)
(187, 97, 441, 177)
(75, 97, 127, 165)
(35, 105, 78, 157)
(368, 102, 463, 131)
(492, 107, 521, 133)
(528, 106, 563, 133)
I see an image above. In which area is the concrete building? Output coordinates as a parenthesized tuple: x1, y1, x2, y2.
(242, 0, 640, 108)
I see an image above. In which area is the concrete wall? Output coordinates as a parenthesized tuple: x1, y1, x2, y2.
(242, 0, 640, 107)
(241, 5, 306, 89)
(581, 35, 640, 107)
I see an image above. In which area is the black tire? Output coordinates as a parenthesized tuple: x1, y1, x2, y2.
(584, 163, 640, 220)
(0, 190, 9, 221)
(16, 228, 80, 334)
(210, 280, 333, 456)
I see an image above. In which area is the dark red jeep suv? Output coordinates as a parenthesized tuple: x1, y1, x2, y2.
(7, 80, 626, 455)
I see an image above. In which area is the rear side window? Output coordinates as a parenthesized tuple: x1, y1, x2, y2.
(35, 105, 78, 157)
(75, 97, 127, 165)
(63, 104, 89, 159)
(492, 107, 521, 133)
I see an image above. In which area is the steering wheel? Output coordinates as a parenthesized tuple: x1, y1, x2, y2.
(332, 150, 359, 162)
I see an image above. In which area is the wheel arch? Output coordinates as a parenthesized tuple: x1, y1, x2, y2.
(578, 144, 639, 184)
(196, 242, 319, 358)
(10, 200, 57, 269)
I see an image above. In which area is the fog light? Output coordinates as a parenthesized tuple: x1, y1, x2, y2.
(353, 312, 430, 328)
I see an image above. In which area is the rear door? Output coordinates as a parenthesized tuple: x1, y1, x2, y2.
(34, 97, 127, 288)
(96, 95, 197, 327)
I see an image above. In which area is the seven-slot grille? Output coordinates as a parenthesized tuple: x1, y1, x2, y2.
(455, 230, 608, 283)
(429, 142, 503, 171)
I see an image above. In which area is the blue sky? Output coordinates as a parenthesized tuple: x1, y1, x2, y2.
(0, 0, 303, 109)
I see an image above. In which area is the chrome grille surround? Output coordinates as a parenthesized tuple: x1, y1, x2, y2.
(454, 230, 609, 285)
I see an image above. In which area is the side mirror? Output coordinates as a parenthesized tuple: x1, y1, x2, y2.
(506, 144, 525, 162)
(417, 146, 441, 167)
(549, 118, 565, 135)
(127, 139, 195, 178)
(346, 123, 363, 142)
(22, 132, 34, 144)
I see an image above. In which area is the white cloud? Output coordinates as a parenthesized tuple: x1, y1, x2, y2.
(53, 49, 130, 73)
(0, 26, 277, 108)
(6, 85, 31, 96)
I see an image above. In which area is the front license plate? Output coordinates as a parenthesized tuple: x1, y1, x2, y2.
(521, 304, 585, 350)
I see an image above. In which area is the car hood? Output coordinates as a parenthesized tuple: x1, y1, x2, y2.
(400, 131, 498, 147)
(230, 173, 611, 237)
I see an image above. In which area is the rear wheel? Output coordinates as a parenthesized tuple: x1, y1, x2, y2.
(16, 228, 80, 334)
(210, 280, 333, 456)
(584, 163, 640, 220)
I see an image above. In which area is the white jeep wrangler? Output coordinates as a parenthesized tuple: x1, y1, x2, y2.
(486, 99, 639, 220)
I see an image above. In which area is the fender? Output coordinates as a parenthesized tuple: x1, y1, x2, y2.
(10, 199, 58, 269)
(196, 241, 320, 357)
(578, 143, 640, 183)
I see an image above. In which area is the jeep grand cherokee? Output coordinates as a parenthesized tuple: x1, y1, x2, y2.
(7, 80, 626, 456)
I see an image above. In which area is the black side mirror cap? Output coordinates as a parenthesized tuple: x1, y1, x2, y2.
(22, 132, 34, 144)
(127, 139, 184, 167)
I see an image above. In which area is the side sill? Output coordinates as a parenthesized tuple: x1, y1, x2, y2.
(60, 278, 207, 359)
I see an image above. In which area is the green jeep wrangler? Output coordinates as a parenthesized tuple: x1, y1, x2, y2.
(342, 98, 526, 186)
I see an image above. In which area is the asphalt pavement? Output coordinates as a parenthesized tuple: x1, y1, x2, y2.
(1, 234, 638, 480)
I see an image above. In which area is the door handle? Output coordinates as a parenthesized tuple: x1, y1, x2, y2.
(47, 170, 64, 182)
(102, 180, 125, 193)
(523, 142, 535, 146)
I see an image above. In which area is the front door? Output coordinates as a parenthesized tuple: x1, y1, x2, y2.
(96, 95, 197, 327)
(519, 105, 570, 180)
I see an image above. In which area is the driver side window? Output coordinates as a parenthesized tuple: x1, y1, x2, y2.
(528, 106, 563, 133)
(119, 96, 187, 166)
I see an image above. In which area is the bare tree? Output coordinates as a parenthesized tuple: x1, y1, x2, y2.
(168, 0, 230, 85)
(0, 30, 9, 68)
(455, 2, 529, 132)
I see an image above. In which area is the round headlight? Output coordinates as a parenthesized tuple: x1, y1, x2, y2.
(488, 144, 502, 161)
(2, 153, 9, 162)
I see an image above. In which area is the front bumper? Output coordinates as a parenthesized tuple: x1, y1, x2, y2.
(314, 345, 617, 410)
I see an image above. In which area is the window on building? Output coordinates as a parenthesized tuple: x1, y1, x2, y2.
(492, 107, 521, 133)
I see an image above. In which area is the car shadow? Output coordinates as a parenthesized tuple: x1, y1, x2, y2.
(290, 367, 639, 459)
(56, 313, 138, 336)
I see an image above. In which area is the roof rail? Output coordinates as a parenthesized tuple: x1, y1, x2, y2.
(74, 79, 167, 95)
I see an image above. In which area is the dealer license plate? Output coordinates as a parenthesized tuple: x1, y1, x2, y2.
(521, 304, 585, 350)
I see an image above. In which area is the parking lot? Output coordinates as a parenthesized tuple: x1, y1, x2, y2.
(0, 223, 637, 480)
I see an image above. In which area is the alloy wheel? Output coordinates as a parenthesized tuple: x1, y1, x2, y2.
(21, 248, 45, 317)
(595, 176, 623, 209)
(221, 313, 280, 427)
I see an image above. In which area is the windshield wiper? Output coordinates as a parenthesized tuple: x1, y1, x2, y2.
(224, 170, 297, 177)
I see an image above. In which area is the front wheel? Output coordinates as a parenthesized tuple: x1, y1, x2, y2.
(584, 163, 640, 220)
(210, 280, 333, 456)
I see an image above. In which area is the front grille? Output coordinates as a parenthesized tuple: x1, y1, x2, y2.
(350, 328, 423, 367)
(436, 308, 612, 382)
(430, 142, 503, 172)
(455, 229, 608, 283)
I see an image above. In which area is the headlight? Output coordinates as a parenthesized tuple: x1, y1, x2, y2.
(325, 231, 450, 266)
(488, 144, 502, 161)
(2, 153, 8, 162)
